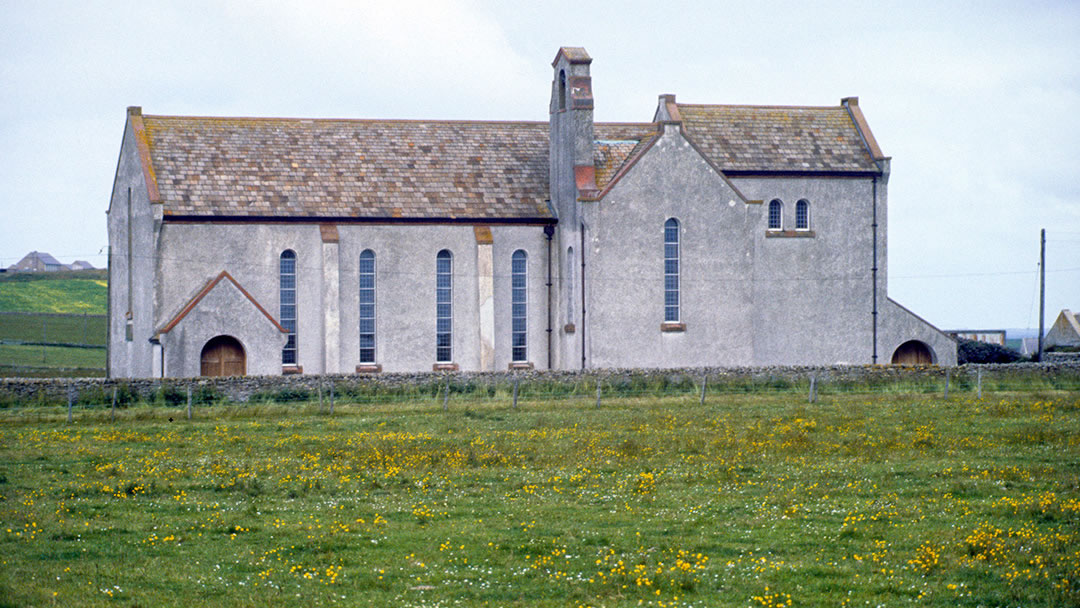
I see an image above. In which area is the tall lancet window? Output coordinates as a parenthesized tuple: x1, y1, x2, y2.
(664, 218, 680, 323)
(436, 249, 453, 363)
(358, 249, 376, 364)
(280, 250, 297, 365)
(511, 250, 528, 362)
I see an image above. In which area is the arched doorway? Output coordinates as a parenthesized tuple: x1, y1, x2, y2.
(891, 340, 934, 365)
(200, 336, 246, 376)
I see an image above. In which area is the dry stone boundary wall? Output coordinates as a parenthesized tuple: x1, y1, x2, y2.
(2, 362, 1078, 406)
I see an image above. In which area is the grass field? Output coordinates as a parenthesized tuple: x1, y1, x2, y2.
(0, 270, 107, 314)
(0, 343, 105, 369)
(0, 312, 106, 346)
(1, 391, 1077, 607)
(0, 271, 108, 376)
(0, 343, 106, 378)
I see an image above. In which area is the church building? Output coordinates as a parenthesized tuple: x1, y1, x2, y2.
(107, 47, 955, 378)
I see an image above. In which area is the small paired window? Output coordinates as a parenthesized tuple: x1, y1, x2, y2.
(511, 250, 528, 362)
(436, 249, 453, 363)
(796, 199, 810, 230)
(664, 218, 680, 323)
(358, 249, 376, 364)
(768, 200, 783, 230)
(279, 250, 297, 366)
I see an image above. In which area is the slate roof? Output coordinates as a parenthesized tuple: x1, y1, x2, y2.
(678, 103, 881, 173)
(8, 251, 66, 271)
(141, 116, 659, 220)
(136, 101, 879, 220)
(142, 117, 557, 221)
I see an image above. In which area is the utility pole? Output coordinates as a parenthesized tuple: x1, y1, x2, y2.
(1037, 228, 1046, 363)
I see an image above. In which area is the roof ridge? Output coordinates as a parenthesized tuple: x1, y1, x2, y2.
(143, 115, 552, 127)
(142, 114, 657, 129)
(677, 102, 844, 110)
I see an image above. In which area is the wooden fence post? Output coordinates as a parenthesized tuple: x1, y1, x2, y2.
(809, 374, 817, 403)
(442, 377, 450, 411)
(329, 382, 335, 415)
(111, 387, 117, 422)
(595, 379, 602, 409)
(512, 377, 520, 410)
(186, 386, 192, 420)
(318, 383, 323, 411)
(944, 369, 950, 399)
(977, 368, 983, 399)
(66, 383, 73, 424)
(699, 374, 707, 406)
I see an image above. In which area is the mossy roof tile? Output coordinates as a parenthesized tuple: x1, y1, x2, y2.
(677, 104, 879, 173)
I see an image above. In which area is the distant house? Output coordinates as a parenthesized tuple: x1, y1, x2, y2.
(945, 329, 1006, 346)
(1045, 310, 1080, 348)
(1011, 337, 1040, 356)
(70, 261, 96, 271)
(7, 251, 69, 272)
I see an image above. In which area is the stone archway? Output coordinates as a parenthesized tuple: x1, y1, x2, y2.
(891, 340, 934, 366)
(200, 335, 246, 376)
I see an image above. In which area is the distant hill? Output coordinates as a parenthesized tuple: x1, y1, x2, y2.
(0, 270, 107, 314)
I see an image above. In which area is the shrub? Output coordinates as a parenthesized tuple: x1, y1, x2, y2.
(958, 339, 1024, 364)
(157, 384, 187, 406)
(251, 386, 311, 403)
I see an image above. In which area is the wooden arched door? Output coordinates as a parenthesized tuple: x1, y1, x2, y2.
(891, 340, 934, 365)
(200, 336, 246, 376)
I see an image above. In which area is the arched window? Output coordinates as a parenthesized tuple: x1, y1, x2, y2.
(558, 70, 567, 111)
(279, 250, 297, 366)
(436, 249, 453, 363)
(511, 250, 528, 362)
(664, 218, 680, 323)
(796, 199, 810, 230)
(358, 249, 376, 364)
(768, 199, 783, 230)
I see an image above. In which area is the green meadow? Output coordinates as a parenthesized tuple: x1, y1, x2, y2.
(0, 270, 107, 314)
(0, 271, 107, 376)
(1, 390, 1077, 607)
(0, 343, 106, 377)
(0, 313, 106, 346)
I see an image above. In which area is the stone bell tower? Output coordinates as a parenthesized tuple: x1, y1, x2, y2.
(549, 47, 596, 223)
(549, 47, 595, 369)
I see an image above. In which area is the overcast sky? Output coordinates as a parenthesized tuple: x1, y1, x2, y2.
(1, 0, 1077, 332)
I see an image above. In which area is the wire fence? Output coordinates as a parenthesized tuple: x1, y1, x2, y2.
(0, 312, 107, 378)
(3, 364, 1079, 423)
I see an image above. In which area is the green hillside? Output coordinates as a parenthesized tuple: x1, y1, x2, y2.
(0, 270, 107, 313)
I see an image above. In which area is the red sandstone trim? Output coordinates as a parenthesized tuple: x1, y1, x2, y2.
(765, 230, 816, 239)
(157, 271, 288, 336)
